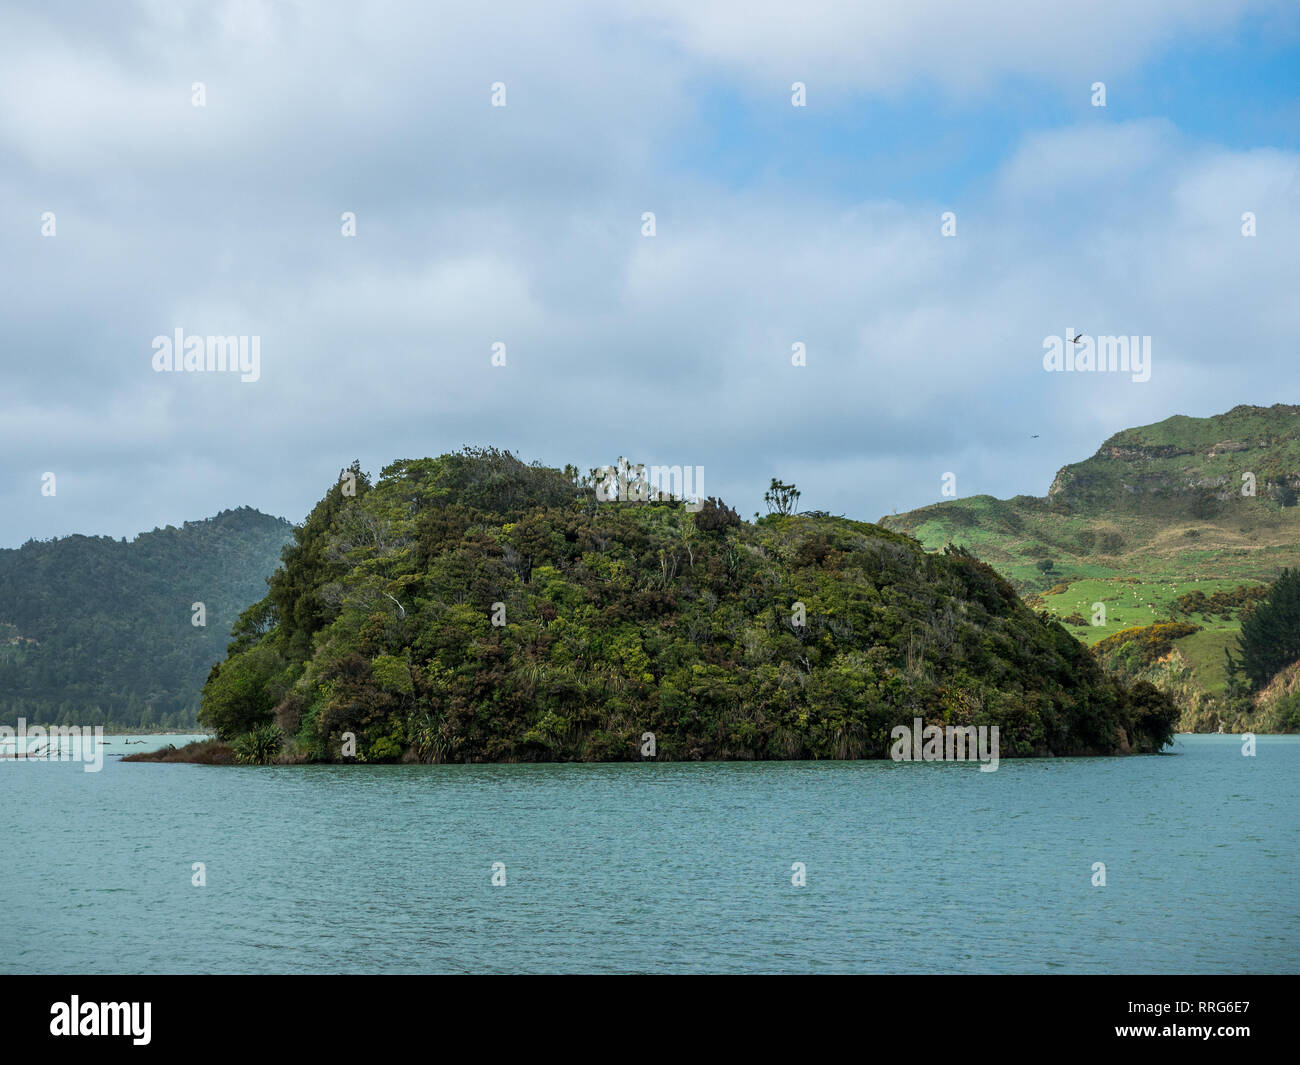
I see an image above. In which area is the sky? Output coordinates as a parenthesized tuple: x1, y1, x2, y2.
(1, 0, 1298, 547)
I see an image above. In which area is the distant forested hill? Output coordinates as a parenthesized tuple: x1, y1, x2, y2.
(192, 449, 1176, 763)
(0, 507, 293, 729)
(880, 403, 1300, 731)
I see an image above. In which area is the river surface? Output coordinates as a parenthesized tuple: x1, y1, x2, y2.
(1, 734, 1295, 973)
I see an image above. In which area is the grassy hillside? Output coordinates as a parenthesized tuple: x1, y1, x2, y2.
(186, 449, 1177, 764)
(0, 508, 294, 729)
(881, 404, 1300, 727)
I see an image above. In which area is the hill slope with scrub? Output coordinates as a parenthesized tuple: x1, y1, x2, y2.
(0, 508, 293, 729)
(880, 404, 1300, 730)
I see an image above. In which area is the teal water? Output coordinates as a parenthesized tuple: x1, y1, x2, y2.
(1, 735, 1296, 973)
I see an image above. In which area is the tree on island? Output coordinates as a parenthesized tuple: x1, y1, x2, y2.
(764, 478, 801, 516)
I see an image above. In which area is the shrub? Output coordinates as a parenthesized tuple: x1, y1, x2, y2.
(1094, 622, 1202, 672)
(696, 497, 741, 532)
(232, 724, 283, 765)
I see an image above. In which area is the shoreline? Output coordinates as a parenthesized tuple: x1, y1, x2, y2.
(122, 731, 1286, 766)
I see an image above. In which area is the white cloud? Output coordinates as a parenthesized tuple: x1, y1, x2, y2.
(625, 0, 1288, 94)
(0, 1, 1296, 545)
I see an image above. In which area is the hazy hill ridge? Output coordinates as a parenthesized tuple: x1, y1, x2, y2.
(0, 507, 293, 729)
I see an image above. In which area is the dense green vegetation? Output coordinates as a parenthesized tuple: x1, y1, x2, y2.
(881, 404, 1300, 731)
(0, 508, 293, 729)
(196, 448, 1177, 763)
(1229, 569, 1300, 691)
(1166, 568, 1300, 733)
(1093, 622, 1203, 673)
(1252, 661, 1300, 733)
